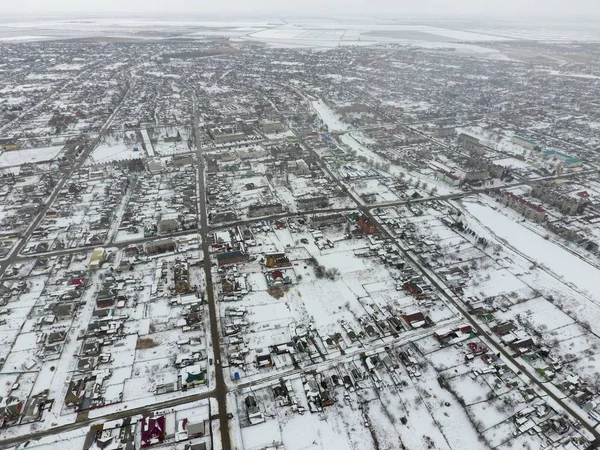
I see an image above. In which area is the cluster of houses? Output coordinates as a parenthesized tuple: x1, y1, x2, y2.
(0, 171, 56, 257)
(120, 164, 197, 241)
(25, 168, 129, 254)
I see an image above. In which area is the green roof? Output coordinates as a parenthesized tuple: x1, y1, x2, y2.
(542, 150, 582, 164)
(513, 135, 537, 145)
(186, 371, 205, 384)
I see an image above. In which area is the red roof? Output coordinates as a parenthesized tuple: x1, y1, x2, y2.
(141, 416, 166, 447)
(436, 169, 460, 181)
(271, 270, 284, 279)
(504, 192, 545, 213)
(70, 277, 85, 286)
(467, 342, 488, 354)
(577, 191, 590, 198)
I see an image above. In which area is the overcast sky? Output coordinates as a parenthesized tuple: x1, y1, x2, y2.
(1, 0, 599, 17)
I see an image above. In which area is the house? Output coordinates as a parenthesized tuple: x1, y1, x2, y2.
(88, 248, 107, 270)
(141, 415, 166, 447)
(264, 253, 291, 268)
(467, 341, 488, 355)
(183, 419, 206, 438)
(180, 366, 206, 389)
(401, 312, 432, 328)
(65, 379, 85, 407)
(256, 349, 273, 368)
(0, 396, 23, 425)
(158, 218, 180, 234)
(47, 331, 66, 344)
(245, 395, 265, 425)
(357, 215, 377, 234)
(216, 251, 247, 267)
(265, 269, 291, 286)
(510, 337, 535, 355)
(320, 390, 335, 407)
(0, 138, 21, 151)
(493, 321, 517, 336)
(146, 238, 177, 256)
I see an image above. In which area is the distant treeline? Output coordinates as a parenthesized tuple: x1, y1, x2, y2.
(162, 48, 236, 60)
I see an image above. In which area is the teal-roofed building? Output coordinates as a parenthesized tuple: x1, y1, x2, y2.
(542, 150, 582, 167)
(511, 135, 538, 150)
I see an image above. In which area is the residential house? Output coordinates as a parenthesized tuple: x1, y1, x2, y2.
(141, 415, 167, 447)
(216, 251, 247, 267)
(158, 218, 180, 234)
(264, 253, 291, 268)
(88, 248, 107, 270)
(146, 239, 177, 256)
(357, 215, 377, 234)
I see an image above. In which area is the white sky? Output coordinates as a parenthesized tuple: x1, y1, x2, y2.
(1, 0, 599, 17)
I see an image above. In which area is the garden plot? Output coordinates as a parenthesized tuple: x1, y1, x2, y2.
(87, 134, 145, 165)
(547, 322, 588, 342)
(567, 349, 600, 386)
(456, 197, 600, 350)
(555, 334, 596, 360)
(423, 344, 469, 370)
(25, 169, 128, 252)
(466, 267, 537, 301)
(495, 296, 575, 332)
(296, 274, 376, 332)
(152, 127, 191, 155)
(461, 198, 600, 330)
(243, 302, 295, 346)
(447, 375, 494, 405)
(439, 356, 490, 379)
(483, 420, 517, 447)
(0, 146, 63, 167)
(351, 178, 400, 203)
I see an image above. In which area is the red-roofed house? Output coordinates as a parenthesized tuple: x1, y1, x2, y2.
(141, 415, 166, 447)
(70, 277, 86, 288)
(357, 215, 377, 234)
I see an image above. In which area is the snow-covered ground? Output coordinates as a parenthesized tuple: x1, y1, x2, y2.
(0, 146, 63, 167)
(463, 200, 600, 303)
(311, 99, 349, 132)
(87, 141, 144, 164)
